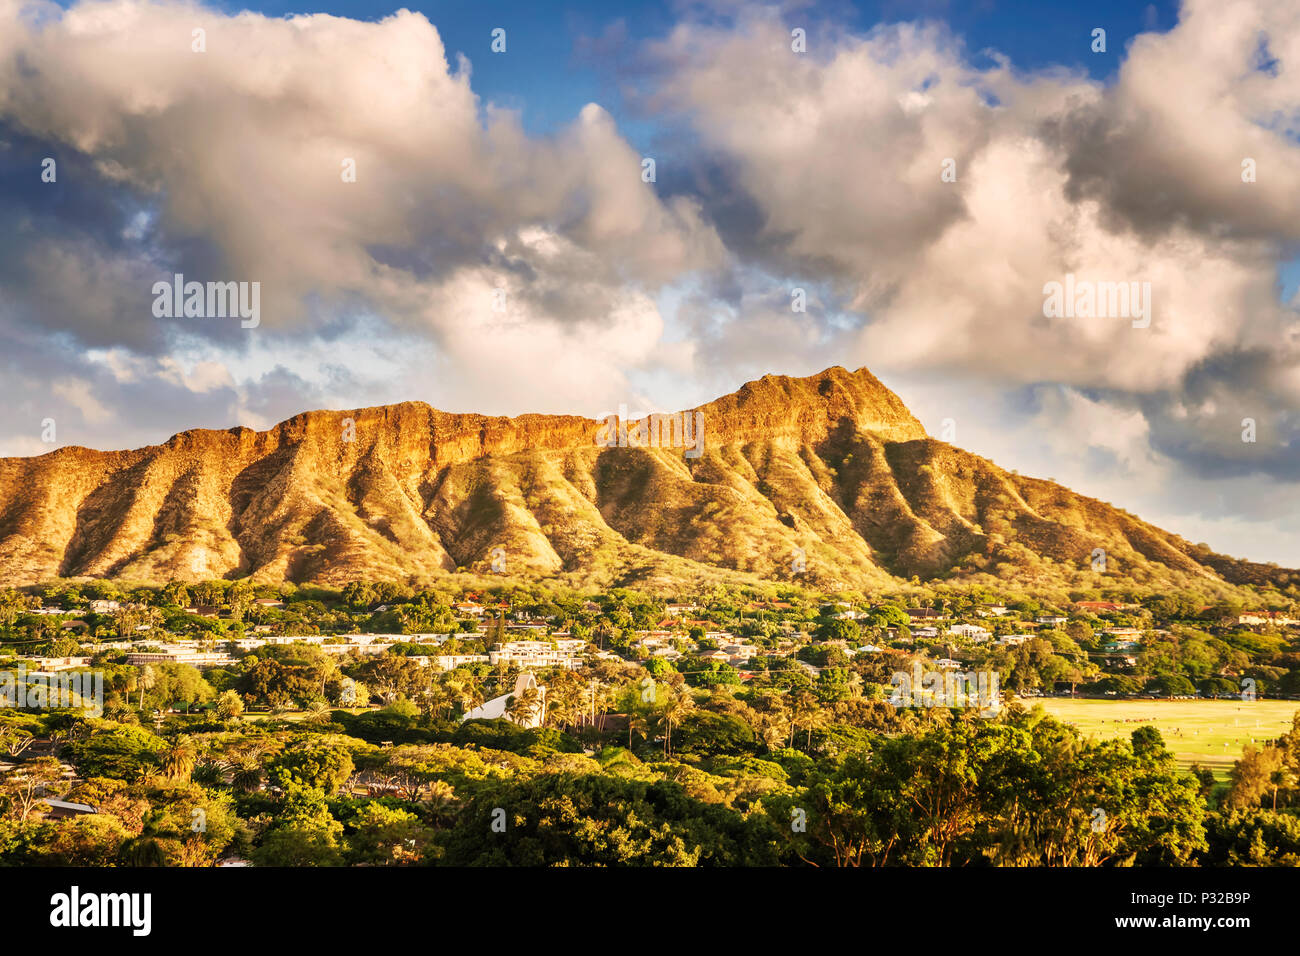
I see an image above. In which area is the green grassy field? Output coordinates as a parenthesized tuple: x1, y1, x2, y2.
(1032, 698, 1300, 780)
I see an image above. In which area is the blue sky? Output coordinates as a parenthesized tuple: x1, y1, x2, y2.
(204, 0, 1185, 135)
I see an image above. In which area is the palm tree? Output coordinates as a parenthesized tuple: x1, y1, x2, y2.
(591, 680, 611, 730)
(627, 709, 649, 749)
(804, 705, 827, 750)
(459, 681, 485, 718)
(442, 677, 465, 710)
(506, 687, 540, 726)
(537, 684, 550, 728)
(789, 692, 819, 749)
(757, 710, 790, 751)
(543, 674, 583, 729)
(161, 736, 196, 781)
(419, 683, 446, 719)
(231, 761, 263, 794)
(192, 760, 228, 787)
(303, 700, 332, 725)
(137, 664, 157, 711)
(544, 692, 571, 730)
(1269, 766, 1297, 811)
(662, 690, 695, 757)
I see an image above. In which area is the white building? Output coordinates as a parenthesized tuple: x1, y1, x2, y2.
(16, 656, 92, 671)
(721, 643, 760, 665)
(319, 643, 392, 657)
(125, 647, 235, 668)
(430, 654, 490, 669)
(948, 624, 991, 642)
(488, 640, 584, 670)
(461, 673, 545, 728)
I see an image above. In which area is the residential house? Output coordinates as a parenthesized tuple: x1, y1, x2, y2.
(721, 643, 759, 665)
(822, 602, 858, 620)
(41, 799, 98, 819)
(948, 623, 991, 642)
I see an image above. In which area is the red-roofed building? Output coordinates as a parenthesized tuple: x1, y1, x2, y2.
(657, 618, 712, 629)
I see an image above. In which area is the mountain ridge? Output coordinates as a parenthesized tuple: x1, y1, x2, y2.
(0, 366, 1288, 594)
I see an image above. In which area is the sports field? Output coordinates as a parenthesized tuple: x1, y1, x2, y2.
(1032, 698, 1300, 780)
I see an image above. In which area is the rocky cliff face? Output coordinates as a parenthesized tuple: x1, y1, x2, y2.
(0, 366, 1276, 592)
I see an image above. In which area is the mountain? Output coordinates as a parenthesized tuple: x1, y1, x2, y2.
(0, 366, 1286, 595)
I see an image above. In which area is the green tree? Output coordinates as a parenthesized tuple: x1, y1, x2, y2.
(268, 739, 356, 796)
(252, 785, 345, 866)
(215, 689, 245, 721)
(346, 803, 434, 865)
